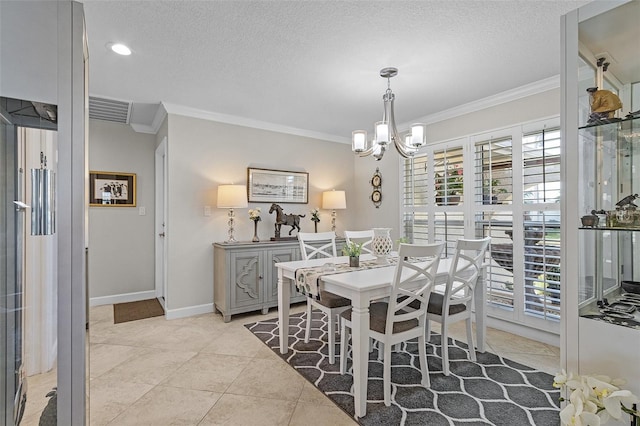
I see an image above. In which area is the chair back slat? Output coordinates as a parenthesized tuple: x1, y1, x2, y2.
(344, 230, 374, 254)
(385, 243, 445, 334)
(445, 237, 491, 307)
(298, 232, 337, 260)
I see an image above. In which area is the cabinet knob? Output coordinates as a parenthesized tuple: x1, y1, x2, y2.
(259, 275, 263, 279)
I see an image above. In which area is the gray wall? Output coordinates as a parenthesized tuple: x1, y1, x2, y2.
(165, 114, 355, 314)
(88, 119, 156, 300)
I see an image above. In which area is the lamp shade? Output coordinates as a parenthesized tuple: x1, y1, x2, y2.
(352, 130, 368, 152)
(375, 121, 389, 145)
(217, 184, 248, 208)
(322, 190, 346, 210)
(410, 123, 426, 148)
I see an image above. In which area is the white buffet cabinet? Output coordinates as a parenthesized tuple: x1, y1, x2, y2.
(213, 240, 308, 322)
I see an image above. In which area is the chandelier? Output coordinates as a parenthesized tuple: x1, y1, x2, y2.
(352, 67, 426, 161)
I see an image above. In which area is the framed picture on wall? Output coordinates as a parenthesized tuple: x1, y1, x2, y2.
(247, 167, 308, 204)
(89, 171, 136, 207)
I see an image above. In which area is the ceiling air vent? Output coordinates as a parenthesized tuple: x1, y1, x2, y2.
(89, 96, 131, 124)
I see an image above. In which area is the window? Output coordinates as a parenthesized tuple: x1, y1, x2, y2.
(523, 128, 561, 204)
(401, 119, 562, 333)
(474, 137, 513, 205)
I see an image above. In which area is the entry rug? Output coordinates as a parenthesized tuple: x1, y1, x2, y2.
(113, 298, 164, 324)
(245, 312, 560, 426)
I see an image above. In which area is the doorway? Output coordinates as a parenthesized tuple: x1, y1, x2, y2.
(155, 137, 168, 310)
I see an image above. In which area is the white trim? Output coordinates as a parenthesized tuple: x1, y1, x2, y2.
(161, 102, 349, 144)
(130, 103, 167, 134)
(155, 136, 168, 308)
(165, 303, 214, 320)
(400, 76, 560, 129)
(97, 76, 561, 141)
(486, 316, 560, 347)
(577, 0, 630, 22)
(89, 290, 157, 307)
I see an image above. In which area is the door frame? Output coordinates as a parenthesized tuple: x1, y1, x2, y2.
(155, 136, 168, 310)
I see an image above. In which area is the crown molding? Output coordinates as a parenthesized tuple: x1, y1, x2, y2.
(161, 102, 349, 144)
(111, 75, 560, 140)
(399, 75, 561, 129)
(130, 103, 167, 134)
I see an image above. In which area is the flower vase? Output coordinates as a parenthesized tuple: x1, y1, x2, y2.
(314, 221, 318, 233)
(252, 220, 259, 242)
(349, 256, 359, 268)
(372, 228, 393, 264)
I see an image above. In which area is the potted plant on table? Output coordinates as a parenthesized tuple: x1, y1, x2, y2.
(342, 241, 363, 267)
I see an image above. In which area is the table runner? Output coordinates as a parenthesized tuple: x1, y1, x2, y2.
(295, 257, 398, 300)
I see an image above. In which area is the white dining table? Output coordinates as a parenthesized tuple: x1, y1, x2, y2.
(275, 254, 487, 419)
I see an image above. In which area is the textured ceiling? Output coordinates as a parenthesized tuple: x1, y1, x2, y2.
(82, 0, 592, 140)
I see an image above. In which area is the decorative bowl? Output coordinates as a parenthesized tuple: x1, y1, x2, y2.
(580, 215, 599, 227)
(621, 280, 640, 294)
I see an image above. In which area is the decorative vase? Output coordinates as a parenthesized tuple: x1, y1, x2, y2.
(372, 228, 393, 264)
(349, 256, 359, 268)
(314, 221, 318, 233)
(252, 220, 259, 242)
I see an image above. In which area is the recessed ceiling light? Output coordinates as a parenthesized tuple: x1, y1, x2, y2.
(110, 43, 131, 56)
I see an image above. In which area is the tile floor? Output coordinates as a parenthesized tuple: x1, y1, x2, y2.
(21, 303, 560, 425)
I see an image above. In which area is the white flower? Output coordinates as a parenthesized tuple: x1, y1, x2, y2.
(310, 207, 320, 221)
(602, 390, 639, 420)
(554, 369, 571, 388)
(557, 371, 640, 426)
(248, 208, 261, 221)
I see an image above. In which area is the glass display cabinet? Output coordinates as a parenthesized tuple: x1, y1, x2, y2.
(562, 2, 640, 422)
(578, 117, 640, 328)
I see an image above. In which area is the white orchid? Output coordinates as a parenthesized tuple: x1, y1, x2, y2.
(554, 369, 572, 388)
(557, 371, 639, 426)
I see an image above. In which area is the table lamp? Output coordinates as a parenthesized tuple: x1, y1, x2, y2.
(217, 184, 248, 242)
(322, 189, 346, 233)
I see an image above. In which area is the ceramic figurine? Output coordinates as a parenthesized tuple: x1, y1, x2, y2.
(586, 87, 622, 125)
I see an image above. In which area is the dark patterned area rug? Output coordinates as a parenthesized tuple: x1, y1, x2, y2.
(245, 311, 560, 426)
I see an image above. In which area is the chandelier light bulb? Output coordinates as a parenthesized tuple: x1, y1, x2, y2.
(405, 134, 413, 149)
(375, 122, 389, 146)
(352, 130, 368, 152)
(411, 123, 426, 148)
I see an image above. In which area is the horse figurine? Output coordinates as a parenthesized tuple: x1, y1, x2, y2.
(269, 203, 305, 237)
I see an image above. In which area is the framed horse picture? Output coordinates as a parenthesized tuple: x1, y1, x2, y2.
(247, 167, 308, 204)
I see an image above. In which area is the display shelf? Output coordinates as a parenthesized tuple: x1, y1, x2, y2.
(577, 113, 638, 331)
(579, 227, 640, 231)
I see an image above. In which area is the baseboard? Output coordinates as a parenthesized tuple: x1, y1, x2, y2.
(486, 316, 560, 347)
(165, 303, 214, 320)
(89, 290, 157, 307)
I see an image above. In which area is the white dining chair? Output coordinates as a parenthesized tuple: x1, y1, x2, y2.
(339, 242, 444, 406)
(426, 237, 491, 376)
(297, 231, 351, 364)
(344, 230, 374, 254)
